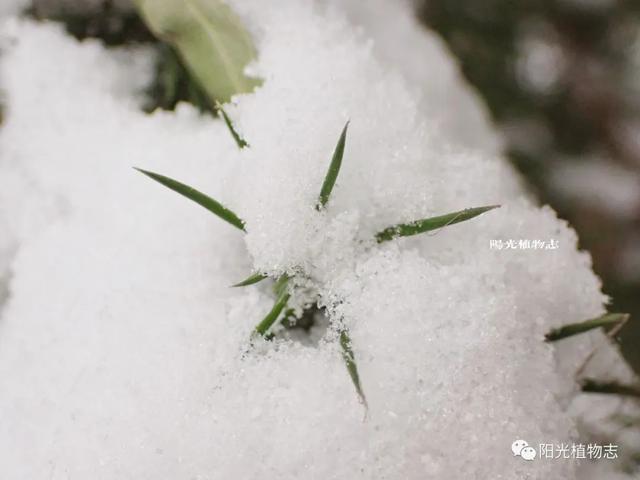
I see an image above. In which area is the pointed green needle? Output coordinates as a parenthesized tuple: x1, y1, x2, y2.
(135, 167, 246, 231)
(232, 272, 268, 287)
(375, 205, 499, 243)
(545, 313, 629, 342)
(339, 329, 367, 407)
(317, 121, 349, 210)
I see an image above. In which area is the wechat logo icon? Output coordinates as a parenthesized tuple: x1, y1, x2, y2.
(512, 440, 537, 461)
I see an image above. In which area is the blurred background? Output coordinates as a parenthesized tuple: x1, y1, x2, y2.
(24, 0, 640, 372)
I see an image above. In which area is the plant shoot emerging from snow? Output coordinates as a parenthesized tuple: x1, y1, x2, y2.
(137, 119, 499, 404)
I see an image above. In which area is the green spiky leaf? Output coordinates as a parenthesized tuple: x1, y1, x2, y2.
(135, 168, 245, 231)
(216, 102, 248, 149)
(339, 329, 367, 407)
(317, 121, 349, 210)
(581, 379, 640, 398)
(255, 278, 290, 336)
(232, 272, 267, 287)
(375, 205, 499, 243)
(545, 313, 629, 342)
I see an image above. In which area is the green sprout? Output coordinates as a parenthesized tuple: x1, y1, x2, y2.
(340, 329, 367, 408)
(232, 272, 268, 288)
(255, 276, 291, 336)
(135, 168, 245, 231)
(375, 205, 499, 243)
(136, 119, 499, 407)
(216, 102, 248, 149)
(545, 313, 629, 342)
(317, 121, 348, 210)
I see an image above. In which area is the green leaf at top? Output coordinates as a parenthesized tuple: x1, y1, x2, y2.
(317, 121, 349, 210)
(339, 329, 367, 408)
(135, 168, 245, 231)
(232, 272, 267, 287)
(216, 102, 248, 149)
(375, 205, 499, 243)
(134, 0, 261, 104)
(545, 313, 630, 342)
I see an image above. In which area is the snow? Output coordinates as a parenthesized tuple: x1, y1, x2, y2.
(331, 0, 504, 156)
(0, 1, 637, 479)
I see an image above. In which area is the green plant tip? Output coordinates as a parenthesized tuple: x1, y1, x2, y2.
(255, 289, 290, 336)
(216, 102, 248, 149)
(232, 272, 267, 287)
(375, 205, 500, 243)
(339, 329, 367, 407)
(135, 167, 246, 231)
(317, 121, 349, 210)
(545, 312, 629, 342)
(254, 277, 290, 336)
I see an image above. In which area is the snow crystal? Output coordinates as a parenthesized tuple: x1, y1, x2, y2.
(0, 1, 636, 479)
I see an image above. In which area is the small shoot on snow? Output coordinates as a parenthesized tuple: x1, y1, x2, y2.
(232, 272, 268, 288)
(216, 102, 248, 149)
(136, 118, 497, 409)
(375, 205, 500, 243)
(254, 276, 290, 336)
(135, 168, 246, 231)
(317, 121, 349, 210)
(545, 313, 630, 342)
(339, 329, 367, 408)
(312, 123, 368, 407)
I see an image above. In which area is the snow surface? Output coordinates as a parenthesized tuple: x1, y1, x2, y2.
(0, 1, 637, 479)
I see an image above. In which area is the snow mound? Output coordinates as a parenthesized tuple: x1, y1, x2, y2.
(0, 1, 636, 479)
